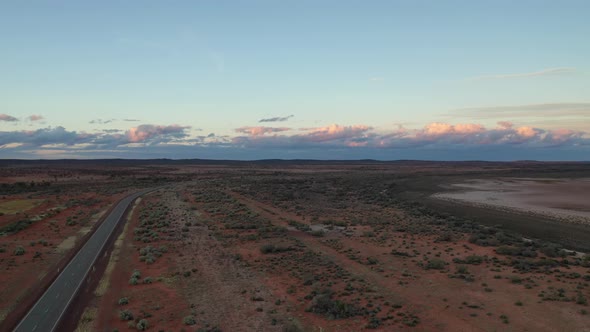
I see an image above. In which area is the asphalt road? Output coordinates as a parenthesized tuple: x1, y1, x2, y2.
(14, 190, 149, 332)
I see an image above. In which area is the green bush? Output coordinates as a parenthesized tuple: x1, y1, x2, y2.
(118, 297, 129, 305)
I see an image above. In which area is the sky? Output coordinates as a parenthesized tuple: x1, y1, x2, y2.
(1, 1, 589, 160)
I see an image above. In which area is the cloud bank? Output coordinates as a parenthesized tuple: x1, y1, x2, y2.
(0, 121, 588, 160)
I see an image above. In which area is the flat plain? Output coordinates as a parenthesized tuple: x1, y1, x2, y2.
(1, 160, 590, 331)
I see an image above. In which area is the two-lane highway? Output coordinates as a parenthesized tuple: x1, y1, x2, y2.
(14, 189, 150, 332)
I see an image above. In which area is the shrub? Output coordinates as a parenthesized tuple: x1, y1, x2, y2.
(435, 232, 453, 242)
(307, 294, 363, 319)
(541, 245, 566, 258)
(426, 258, 446, 270)
(496, 246, 520, 256)
(311, 230, 325, 237)
(14, 246, 25, 256)
(260, 244, 293, 254)
(119, 310, 134, 321)
(118, 297, 129, 305)
(366, 257, 379, 265)
(464, 255, 484, 264)
(403, 314, 420, 327)
(496, 246, 537, 257)
(143, 277, 153, 284)
(183, 315, 196, 325)
(456, 265, 469, 274)
(136, 319, 149, 331)
(366, 316, 382, 329)
(391, 250, 412, 257)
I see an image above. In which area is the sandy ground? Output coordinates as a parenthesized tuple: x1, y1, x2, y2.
(433, 178, 590, 225)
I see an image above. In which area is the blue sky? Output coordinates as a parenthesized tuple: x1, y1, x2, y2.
(1, 1, 589, 160)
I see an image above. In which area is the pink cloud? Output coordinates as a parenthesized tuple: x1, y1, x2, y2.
(28, 115, 44, 121)
(126, 124, 190, 143)
(516, 126, 538, 138)
(0, 114, 18, 122)
(347, 141, 368, 147)
(234, 126, 291, 136)
(422, 122, 485, 136)
(300, 124, 372, 143)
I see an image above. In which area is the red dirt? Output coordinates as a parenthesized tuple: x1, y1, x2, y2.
(21, 162, 586, 332)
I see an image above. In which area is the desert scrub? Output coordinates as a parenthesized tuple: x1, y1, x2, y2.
(260, 244, 293, 254)
(365, 257, 379, 265)
(183, 315, 196, 325)
(118, 297, 129, 305)
(366, 316, 382, 329)
(455, 265, 469, 274)
(425, 258, 446, 270)
(403, 314, 420, 327)
(311, 230, 325, 237)
(306, 294, 364, 319)
(136, 319, 149, 331)
(14, 246, 25, 256)
(119, 310, 134, 321)
(495, 246, 537, 257)
(453, 255, 484, 265)
(129, 269, 141, 285)
(138, 245, 164, 264)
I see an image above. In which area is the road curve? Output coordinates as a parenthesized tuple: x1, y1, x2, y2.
(14, 189, 150, 332)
